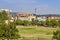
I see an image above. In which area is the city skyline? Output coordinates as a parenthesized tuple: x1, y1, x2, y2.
(0, 0, 60, 14)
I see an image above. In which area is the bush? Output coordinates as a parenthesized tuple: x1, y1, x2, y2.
(23, 20, 31, 26)
(16, 19, 23, 25)
(53, 29, 60, 40)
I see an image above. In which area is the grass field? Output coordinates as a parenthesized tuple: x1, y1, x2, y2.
(17, 26, 58, 40)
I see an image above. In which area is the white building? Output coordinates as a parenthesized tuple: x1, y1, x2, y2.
(37, 16, 46, 21)
(16, 13, 36, 21)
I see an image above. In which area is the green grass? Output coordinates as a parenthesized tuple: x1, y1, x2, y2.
(18, 27, 57, 35)
(17, 26, 58, 40)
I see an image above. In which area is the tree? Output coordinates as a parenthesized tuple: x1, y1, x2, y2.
(0, 11, 20, 40)
(40, 21, 46, 26)
(0, 22, 20, 40)
(46, 20, 52, 27)
(7, 22, 20, 39)
(31, 20, 40, 25)
(23, 20, 31, 26)
(53, 29, 60, 40)
(16, 19, 23, 25)
(51, 20, 58, 27)
(58, 20, 60, 27)
(46, 20, 59, 27)
(0, 11, 8, 20)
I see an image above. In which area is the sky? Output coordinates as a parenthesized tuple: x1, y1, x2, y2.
(0, 0, 60, 14)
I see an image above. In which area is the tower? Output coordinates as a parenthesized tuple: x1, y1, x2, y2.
(35, 8, 37, 14)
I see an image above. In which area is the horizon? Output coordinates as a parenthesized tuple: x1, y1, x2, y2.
(0, 0, 60, 15)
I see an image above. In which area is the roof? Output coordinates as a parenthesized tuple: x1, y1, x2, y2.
(16, 13, 32, 17)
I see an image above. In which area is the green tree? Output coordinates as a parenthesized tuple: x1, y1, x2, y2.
(40, 21, 46, 26)
(46, 20, 59, 27)
(0, 11, 8, 20)
(53, 29, 60, 40)
(23, 20, 31, 26)
(51, 20, 58, 27)
(16, 19, 23, 25)
(31, 20, 40, 25)
(58, 20, 60, 27)
(7, 22, 20, 39)
(0, 11, 20, 40)
(0, 22, 20, 40)
(46, 21, 52, 27)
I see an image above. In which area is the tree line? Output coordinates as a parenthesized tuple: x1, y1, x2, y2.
(16, 19, 60, 27)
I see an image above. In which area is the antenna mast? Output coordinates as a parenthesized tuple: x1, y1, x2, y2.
(35, 8, 37, 14)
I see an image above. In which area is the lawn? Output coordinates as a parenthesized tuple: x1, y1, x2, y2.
(17, 26, 58, 40)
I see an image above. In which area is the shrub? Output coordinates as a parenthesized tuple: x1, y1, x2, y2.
(53, 29, 60, 40)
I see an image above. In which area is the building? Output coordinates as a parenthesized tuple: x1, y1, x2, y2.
(36, 14, 60, 21)
(36, 15, 47, 21)
(16, 13, 36, 21)
(36, 16, 46, 21)
(46, 15, 60, 21)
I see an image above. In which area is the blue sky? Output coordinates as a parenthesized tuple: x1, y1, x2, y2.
(0, 0, 60, 14)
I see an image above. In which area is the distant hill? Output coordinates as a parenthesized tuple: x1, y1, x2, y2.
(36, 14, 60, 17)
(11, 12, 18, 16)
(11, 12, 60, 17)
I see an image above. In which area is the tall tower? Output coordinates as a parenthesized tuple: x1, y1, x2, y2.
(35, 8, 37, 20)
(35, 8, 37, 14)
